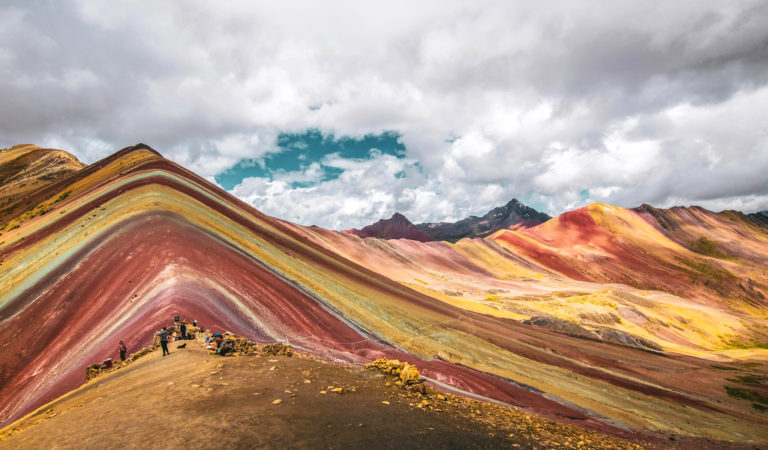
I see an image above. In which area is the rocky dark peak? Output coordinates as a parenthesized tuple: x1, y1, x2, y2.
(346, 212, 433, 242)
(348, 199, 550, 243)
(413, 199, 551, 242)
(389, 212, 411, 223)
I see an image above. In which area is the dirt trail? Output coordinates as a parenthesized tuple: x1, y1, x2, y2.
(0, 343, 717, 449)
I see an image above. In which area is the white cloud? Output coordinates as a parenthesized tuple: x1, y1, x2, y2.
(1, 1, 767, 227)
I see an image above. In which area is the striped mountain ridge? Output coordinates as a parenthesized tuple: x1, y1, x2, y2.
(1, 144, 767, 444)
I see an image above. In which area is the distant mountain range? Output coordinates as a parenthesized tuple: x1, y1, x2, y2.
(345, 199, 551, 242)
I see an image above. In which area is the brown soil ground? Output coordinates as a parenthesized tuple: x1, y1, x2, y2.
(0, 343, 742, 449)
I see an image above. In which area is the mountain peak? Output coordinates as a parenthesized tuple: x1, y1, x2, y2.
(0, 145, 86, 215)
(346, 212, 432, 241)
(349, 199, 550, 243)
(389, 212, 411, 223)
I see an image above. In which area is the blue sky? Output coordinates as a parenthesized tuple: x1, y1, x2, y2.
(2, 1, 767, 229)
(216, 130, 406, 190)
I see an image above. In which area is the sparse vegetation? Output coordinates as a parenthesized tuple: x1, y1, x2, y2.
(692, 236, 725, 258)
(741, 362, 763, 368)
(726, 374, 765, 385)
(676, 256, 735, 283)
(724, 386, 768, 406)
(1, 202, 20, 214)
(55, 191, 71, 203)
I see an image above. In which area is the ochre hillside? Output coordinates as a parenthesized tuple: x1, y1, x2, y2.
(1, 144, 767, 447)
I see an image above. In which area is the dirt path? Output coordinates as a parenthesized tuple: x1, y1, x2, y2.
(0, 343, 676, 449)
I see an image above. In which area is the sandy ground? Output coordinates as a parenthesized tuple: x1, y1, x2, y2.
(0, 343, 740, 449)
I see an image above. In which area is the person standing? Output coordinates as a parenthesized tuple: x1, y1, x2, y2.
(157, 327, 170, 356)
(119, 341, 127, 361)
(180, 321, 187, 340)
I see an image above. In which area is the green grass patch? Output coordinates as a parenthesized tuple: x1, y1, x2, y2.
(726, 374, 765, 385)
(54, 191, 71, 202)
(691, 236, 727, 258)
(675, 256, 735, 282)
(741, 362, 763, 368)
(1, 202, 20, 214)
(724, 386, 768, 405)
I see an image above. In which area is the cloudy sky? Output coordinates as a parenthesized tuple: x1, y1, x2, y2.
(1, 1, 767, 229)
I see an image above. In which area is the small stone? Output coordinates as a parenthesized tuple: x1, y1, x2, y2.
(331, 387, 344, 394)
(407, 383, 427, 395)
(269, 366, 275, 371)
(272, 399, 282, 404)
(303, 379, 311, 384)
(381, 401, 390, 405)
(320, 390, 327, 394)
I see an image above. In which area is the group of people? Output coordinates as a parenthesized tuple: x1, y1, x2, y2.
(204, 332, 234, 356)
(118, 317, 203, 360)
(156, 317, 202, 356)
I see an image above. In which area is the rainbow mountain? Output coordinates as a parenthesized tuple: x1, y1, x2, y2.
(1, 144, 767, 443)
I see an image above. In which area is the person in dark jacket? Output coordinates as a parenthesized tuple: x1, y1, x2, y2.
(119, 341, 127, 361)
(157, 327, 170, 356)
(180, 321, 187, 340)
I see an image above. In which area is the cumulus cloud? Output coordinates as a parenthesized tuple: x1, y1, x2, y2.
(1, 1, 767, 228)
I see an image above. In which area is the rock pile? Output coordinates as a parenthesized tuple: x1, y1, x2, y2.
(366, 359, 423, 386)
(261, 342, 293, 357)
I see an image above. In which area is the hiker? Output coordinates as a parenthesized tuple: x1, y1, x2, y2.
(218, 339, 234, 356)
(157, 327, 171, 356)
(119, 341, 127, 361)
(193, 319, 198, 327)
(180, 321, 187, 340)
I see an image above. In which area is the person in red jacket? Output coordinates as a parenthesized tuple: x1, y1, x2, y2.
(119, 341, 127, 361)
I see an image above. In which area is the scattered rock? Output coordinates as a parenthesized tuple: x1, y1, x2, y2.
(407, 383, 427, 395)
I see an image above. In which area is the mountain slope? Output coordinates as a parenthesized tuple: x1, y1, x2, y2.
(0, 344, 649, 449)
(0, 144, 85, 223)
(1, 145, 767, 444)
